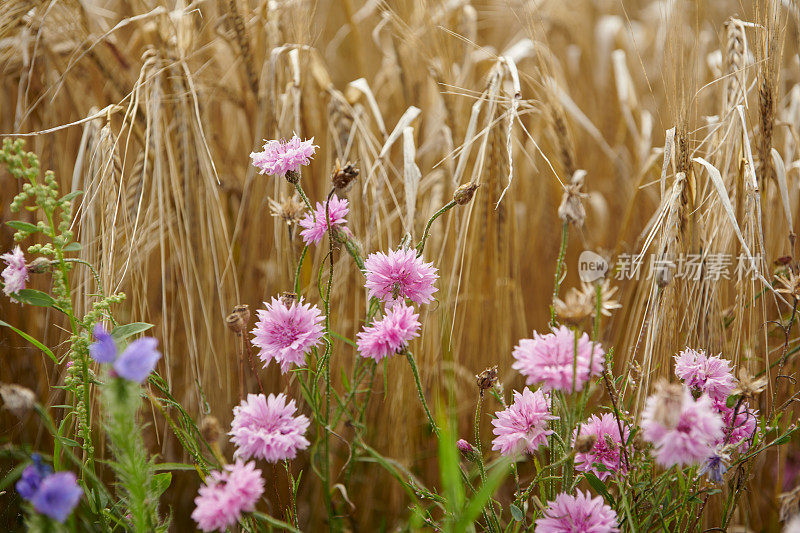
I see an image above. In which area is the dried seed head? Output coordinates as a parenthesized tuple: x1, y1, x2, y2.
(225, 304, 251, 334)
(280, 292, 297, 306)
(554, 288, 594, 325)
(651, 380, 684, 429)
(0, 383, 36, 418)
(574, 434, 597, 453)
(580, 279, 622, 317)
(632, 431, 647, 451)
(734, 367, 767, 399)
(776, 269, 800, 301)
(453, 182, 479, 205)
(200, 415, 223, 444)
(476, 366, 499, 391)
(268, 195, 306, 227)
(331, 159, 359, 192)
(27, 257, 52, 274)
(558, 170, 587, 226)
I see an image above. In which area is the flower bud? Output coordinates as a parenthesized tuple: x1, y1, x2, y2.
(27, 257, 52, 273)
(200, 415, 223, 444)
(454, 182, 479, 205)
(226, 304, 251, 334)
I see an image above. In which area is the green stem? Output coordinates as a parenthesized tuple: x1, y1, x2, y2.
(416, 200, 457, 255)
(549, 221, 569, 326)
(405, 351, 439, 437)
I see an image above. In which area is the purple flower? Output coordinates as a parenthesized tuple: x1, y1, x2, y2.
(491, 387, 557, 456)
(113, 338, 161, 383)
(535, 490, 619, 533)
(192, 460, 265, 532)
(512, 326, 605, 392)
(698, 450, 729, 484)
(364, 248, 438, 306)
(2, 246, 29, 302)
(89, 324, 117, 363)
(356, 303, 421, 362)
(16, 455, 52, 500)
(674, 348, 736, 402)
(573, 413, 630, 481)
(29, 471, 83, 523)
(251, 297, 324, 373)
(298, 194, 350, 245)
(641, 383, 723, 467)
(229, 393, 310, 463)
(250, 135, 317, 177)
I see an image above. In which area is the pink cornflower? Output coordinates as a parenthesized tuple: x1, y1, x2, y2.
(641, 383, 723, 467)
(491, 387, 557, 456)
(250, 135, 317, 177)
(674, 348, 736, 402)
(191, 460, 264, 532)
(573, 413, 630, 480)
(364, 248, 438, 306)
(535, 490, 619, 533)
(229, 393, 310, 463)
(251, 297, 324, 373)
(298, 194, 350, 245)
(715, 400, 757, 451)
(512, 326, 604, 392)
(2, 246, 28, 302)
(356, 303, 420, 362)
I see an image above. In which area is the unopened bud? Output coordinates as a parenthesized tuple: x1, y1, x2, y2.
(284, 170, 300, 184)
(27, 257, 52, 273)
(225, 304, 251, 334)
(454, 182, 479, 205)
(456, 439, 477, 460)
(0, 383, 36, 418)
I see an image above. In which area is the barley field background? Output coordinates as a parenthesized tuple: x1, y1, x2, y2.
(2, 0, 800, 530)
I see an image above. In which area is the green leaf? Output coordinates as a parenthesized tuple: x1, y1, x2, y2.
(0, 319, 57, 362)
(154, 462, 199, 472)
(454, 457, 512, 529)
(111, 322, 154, 341)
(6, 220, 40, 233)
(14, 288, 57, 307)
(584, 472, 615, 505)
(63, 242, 81, 252)
(61, 190, 83, 202)
(151, 472, 172, 499)
(510, 503, 524, 521)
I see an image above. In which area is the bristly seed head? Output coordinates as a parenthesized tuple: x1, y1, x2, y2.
(454, 182, 479, 205)
(226, 304, 251, 334)
(331, 159, 359, 192)
(476, 365, 499, 391)
(268, 196, 306, 227)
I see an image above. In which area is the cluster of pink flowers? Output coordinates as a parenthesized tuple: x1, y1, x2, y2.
(191, 461, 264, 532)
(512, 326, 604, 392)
(251, 296, 324, 373)
(491, 387, 557, 456)
(2, 246, 28, 302)
(535, 490, 619, 533)
(355, 247, 438, 361)
(673, 349, 756, 451)
(572, 413, 630, 480)
(299, 194, 351, 245)
(250, 135, 317, 177)
(641, 384, 723, 467)
(356, 302, 421, 362)
(229, 393, 310, 463)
